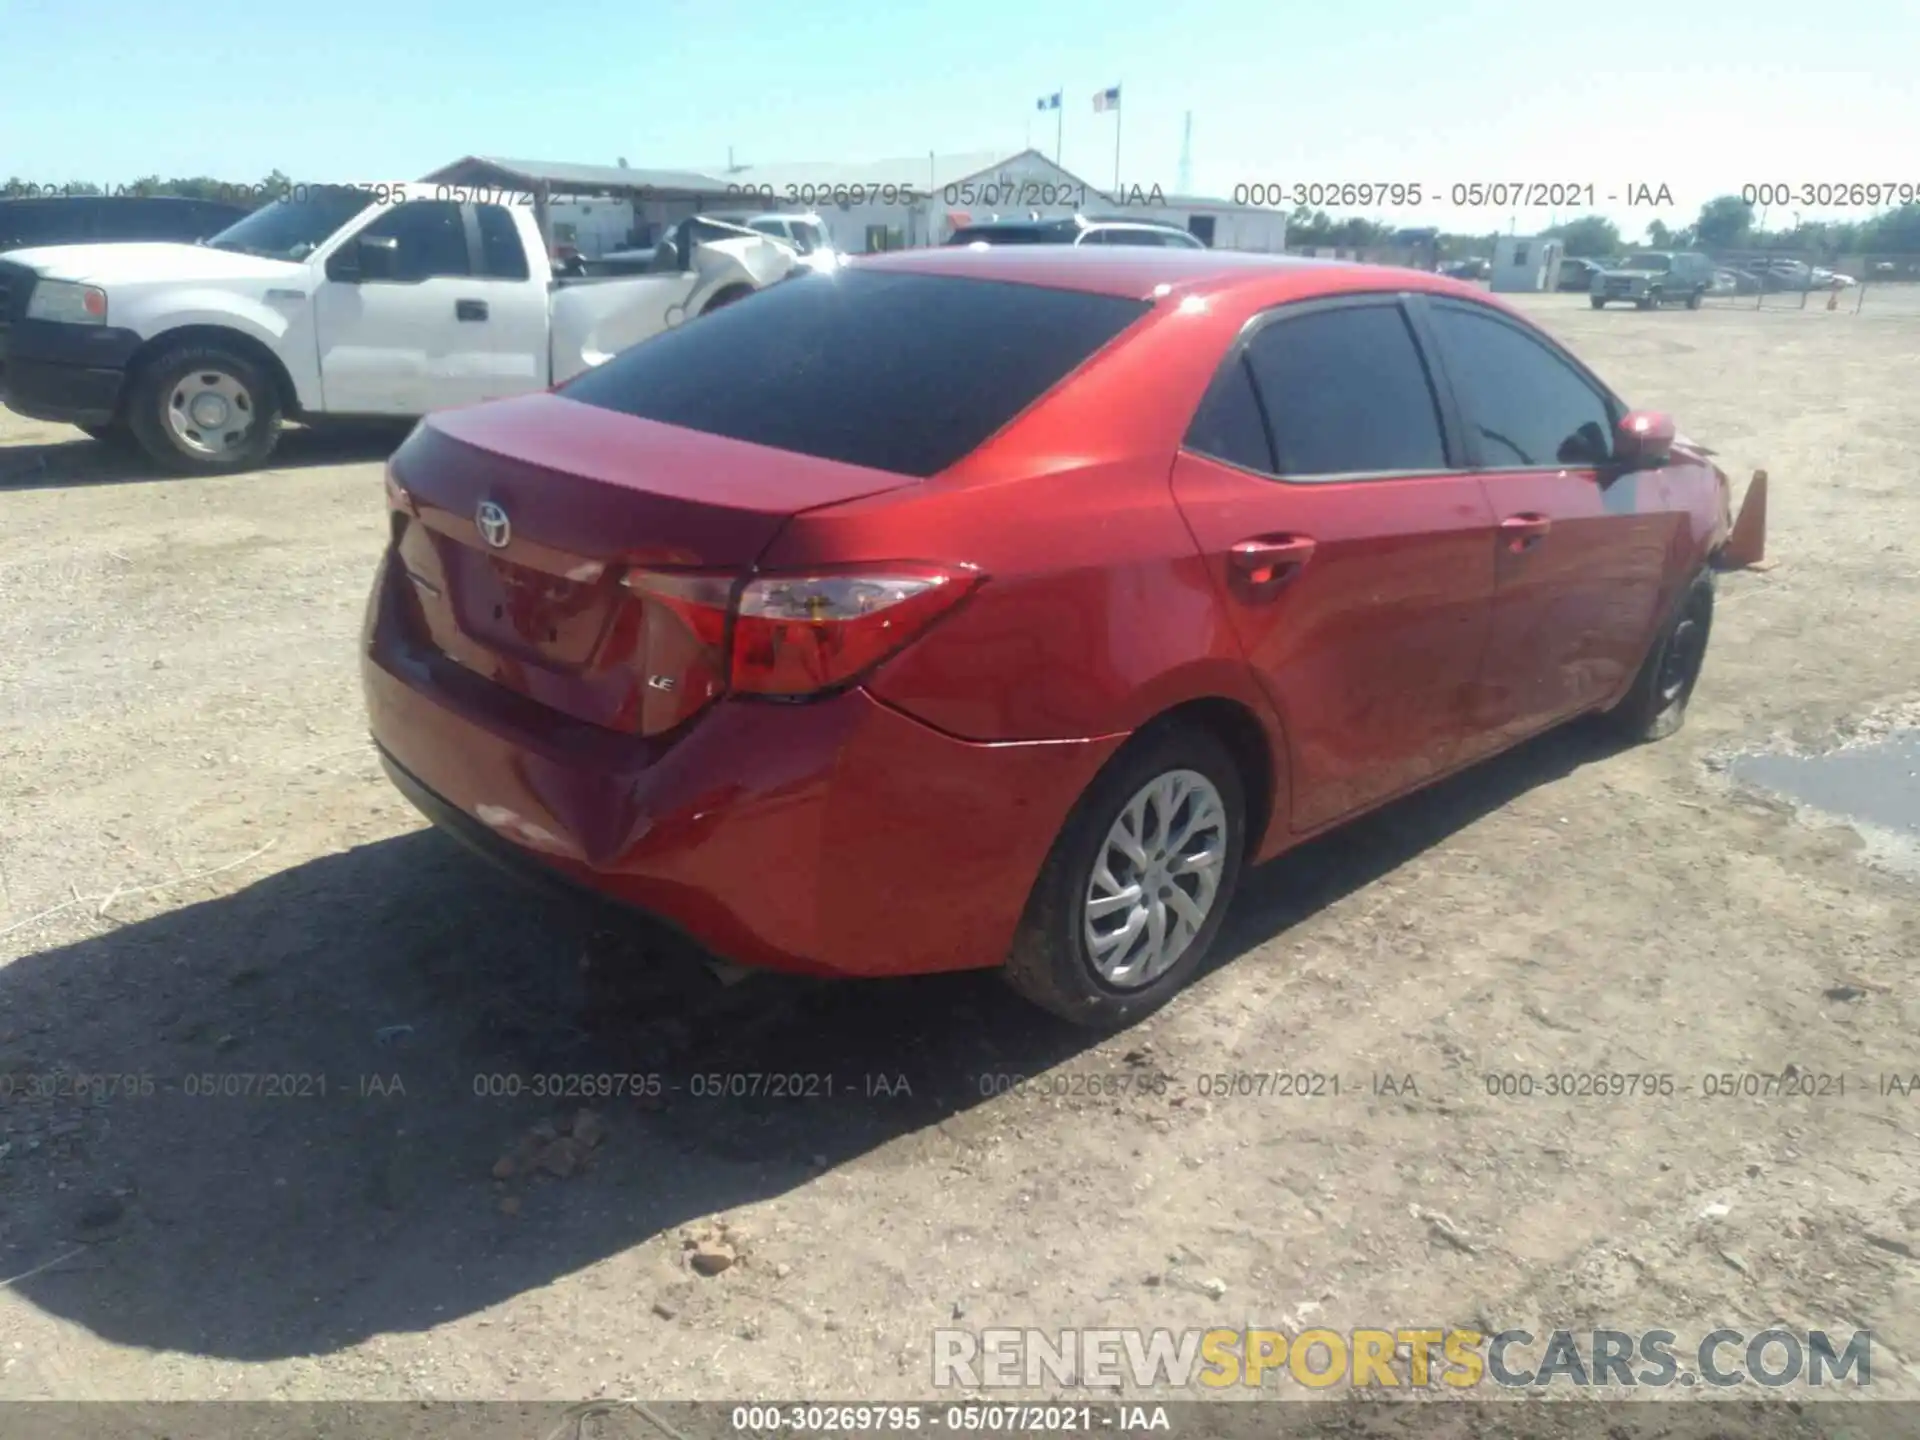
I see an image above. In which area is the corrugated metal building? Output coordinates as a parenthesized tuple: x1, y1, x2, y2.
(423, 151, 1286, 257)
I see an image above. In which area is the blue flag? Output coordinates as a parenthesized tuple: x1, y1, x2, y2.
(1037, 92, 1061, 111)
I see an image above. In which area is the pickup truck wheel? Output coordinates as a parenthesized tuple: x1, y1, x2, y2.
(1686, 289, 1704, 310)
(1607, 569, 1714, 743)
(1590, 297, 1606, 309)
(127, 345, 283, 475)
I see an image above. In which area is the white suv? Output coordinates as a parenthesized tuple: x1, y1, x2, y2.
(945, 216, 1207, 249)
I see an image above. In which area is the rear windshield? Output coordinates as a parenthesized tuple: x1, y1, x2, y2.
(559, 270, 1152, 477)
(948, 227, 1050, 245)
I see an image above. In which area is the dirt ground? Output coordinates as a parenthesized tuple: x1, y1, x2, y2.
(1, 288, 1917, 1413)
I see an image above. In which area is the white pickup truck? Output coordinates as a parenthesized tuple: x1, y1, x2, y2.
(0, 183, 797, 472)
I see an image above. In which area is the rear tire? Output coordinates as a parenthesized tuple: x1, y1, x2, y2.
(1686, 289, 1704, 310)
(126, 343, 283, 475)
(1590, 297, 1606, 309)
(1003, 724, 1247, 1027)
(1607, 570, 1714, 743)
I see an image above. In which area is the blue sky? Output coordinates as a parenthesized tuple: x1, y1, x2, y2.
(8, 0, 1915, 235)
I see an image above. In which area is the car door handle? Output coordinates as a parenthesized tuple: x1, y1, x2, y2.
(1499, 513, 1552, 552)
(455, 299, 489, 322)
(1230, 535, 1316, 589)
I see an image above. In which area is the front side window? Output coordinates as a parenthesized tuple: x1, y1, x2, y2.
(1238, 302, 1450, 478)
(357, 201, 470, 281)
(1426, 301, 1614, 468)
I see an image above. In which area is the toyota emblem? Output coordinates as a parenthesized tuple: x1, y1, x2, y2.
(475, 500, 511, 549)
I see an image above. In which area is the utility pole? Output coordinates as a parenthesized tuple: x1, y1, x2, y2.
(1178, 111, 1192, 195)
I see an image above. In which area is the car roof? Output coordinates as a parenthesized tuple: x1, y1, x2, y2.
(852, 245, 1509, 309)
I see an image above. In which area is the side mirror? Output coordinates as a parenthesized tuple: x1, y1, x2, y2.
(1615, 409, 1675, 467)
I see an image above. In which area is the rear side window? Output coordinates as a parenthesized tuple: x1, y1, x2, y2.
(1239, 303, 1449, 477)
(561, 270, 1151, 477)
(1184, 356, 1273, 472)
(1, 200, 81, 247)
(1425, 301, 1614, 467)
(475, 204, 530, 279)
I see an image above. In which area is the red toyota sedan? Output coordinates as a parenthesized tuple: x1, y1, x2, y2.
(362, 248, 1730, 1026)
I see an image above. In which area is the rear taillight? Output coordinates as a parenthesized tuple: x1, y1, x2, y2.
(623, 563, 983, 698)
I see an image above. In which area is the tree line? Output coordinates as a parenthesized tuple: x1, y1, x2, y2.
(1283, 194, 1920, 259)
(2, 173, 293, 204)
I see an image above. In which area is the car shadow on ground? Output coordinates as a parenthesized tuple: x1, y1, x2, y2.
(0, 424, 407, 491)
(0, 721, 1616, 1361)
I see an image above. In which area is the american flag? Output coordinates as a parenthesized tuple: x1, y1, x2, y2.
(1092, 85, 1121, 113)
(1036, 92, 1061, 111)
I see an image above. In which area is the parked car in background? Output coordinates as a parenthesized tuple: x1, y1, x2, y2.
(1441, 257, 1490, 280)
(1810, 267, 1856, 289)
(1591, 251, 1715, 309)
(0, 194, 247, 255)
(361, 247, 1731, 1026)
(1744, 258, 1813, 292)
(946, 215, 1206, 248)
(0, 191, 798, 472)
(1555, 257, 1604, 292)
(717, 212, 841, 273)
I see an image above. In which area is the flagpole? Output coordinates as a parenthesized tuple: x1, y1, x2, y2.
(1055, 87, 1063, 166)
(1113, 89, 1122, 192)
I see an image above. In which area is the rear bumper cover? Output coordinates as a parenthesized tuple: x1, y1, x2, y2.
(361, 553, 1124, 978)
(0, 319, 141, 426)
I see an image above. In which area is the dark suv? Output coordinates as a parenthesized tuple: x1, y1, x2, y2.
(946, 215, 1206, 248)
(1590, 251, 1715, 310)
(0, 195, 248, 254)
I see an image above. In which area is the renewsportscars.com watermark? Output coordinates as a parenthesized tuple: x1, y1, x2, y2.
(932, 1327, 1874, 1391)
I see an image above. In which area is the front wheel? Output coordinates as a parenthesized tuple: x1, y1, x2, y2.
(1686, 289, 1704, 310)
(1590, 297, 1606, 309)
(1607, 570, 1714, 742)
(126, 344, 283, 474)
(1003, 725, 1247, 1027)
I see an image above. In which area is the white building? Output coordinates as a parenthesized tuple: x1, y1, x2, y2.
(712, 149, 1287, 253)
(427, 152, 1285, 260)
(1490, 234, 1564, 292)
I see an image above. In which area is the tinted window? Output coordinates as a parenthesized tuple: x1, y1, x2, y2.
(359, 201, 469, 280)
(1184, 355, 1273, 472)
(790, 222, 826, 254)
(92, 200, 173, 241)
(1, 200, 82, 247)
(1240, 303, 1448, 477)
(475, 204, 530, 279)
(949, 227, 1046, 245)
(1427, 302, 1614, 467)
(562, 270, 1151, 477)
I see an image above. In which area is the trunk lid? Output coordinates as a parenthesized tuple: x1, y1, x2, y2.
(387, 392, 914, 736)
